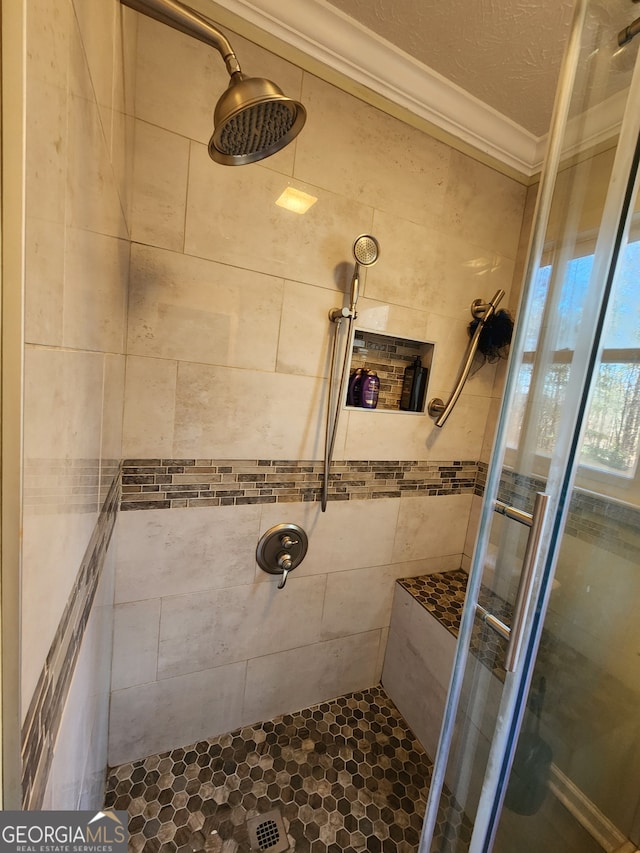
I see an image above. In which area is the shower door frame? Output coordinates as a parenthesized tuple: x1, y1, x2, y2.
(418, 0, 640, 849)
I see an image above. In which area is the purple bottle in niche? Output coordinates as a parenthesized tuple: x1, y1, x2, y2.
(360, 370, 380, 409)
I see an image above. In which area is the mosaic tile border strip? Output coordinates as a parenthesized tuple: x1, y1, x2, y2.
(23, 457, 118, 514)
(21, 470, 121, 809)
(105, 684, 471, 853)
(120, 459, 480, 510)
(499, 468, 640, 565)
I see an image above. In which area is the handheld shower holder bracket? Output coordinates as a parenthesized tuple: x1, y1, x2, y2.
(471, 298, 490, 319)
(329, 307, 351, 323)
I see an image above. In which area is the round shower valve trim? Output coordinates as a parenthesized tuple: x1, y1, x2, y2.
(256, 523, 308, 589)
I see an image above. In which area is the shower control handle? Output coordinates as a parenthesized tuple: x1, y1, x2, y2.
(277, 567, 290, 589)
(277, 552, 293, 571)
(276, 553, 293, 588)
(256, 523, 309, 589)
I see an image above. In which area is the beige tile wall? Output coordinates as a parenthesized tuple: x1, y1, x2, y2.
(107, 14, 528, 763)
(22, 0, 136, 805)
(121, 20, 525, 462)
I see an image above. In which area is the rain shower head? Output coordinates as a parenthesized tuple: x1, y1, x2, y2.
(349, 234, 379, 313)
(121, 0, 306, 165)
(210, 73, 306, 165)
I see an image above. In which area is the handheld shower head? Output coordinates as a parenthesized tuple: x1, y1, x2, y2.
(353, 234, 380, 267)
(350, 234, 380, 314)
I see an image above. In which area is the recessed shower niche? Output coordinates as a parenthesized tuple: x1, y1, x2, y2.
(347, 329, 434, 412)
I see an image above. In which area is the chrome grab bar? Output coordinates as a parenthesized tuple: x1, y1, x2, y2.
(428, 289, 505, 428)
(476, 492, 551, 671)
(427, 290, 505, 427)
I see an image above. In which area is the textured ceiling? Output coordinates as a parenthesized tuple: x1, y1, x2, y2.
(324, 0, 576, 137)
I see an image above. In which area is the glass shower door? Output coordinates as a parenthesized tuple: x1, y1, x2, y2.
(419, 1, 640, 851)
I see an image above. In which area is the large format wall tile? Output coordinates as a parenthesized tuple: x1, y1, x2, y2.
(341, 395, 491, 461)
(108, 661, 247, 766)
(63, 229, 129, 352)
(133, 15, 222, 146)
(26, 79, 68, 227)
(257, 498, 400, 578)
(442, 151, 526, 261)
(173, 362, 327, 460)
(111, 599, 161, 690)
(426, 232, 516, 324)
(320, 564, 411, 641)
(101, 355, 126, 465)
(360, 211, 439, 313)
(382, 585, 455, 758)
(131, 121, 189, 252)
(294, 75, 451, 232)
(354, 296, 429, 342)
(122, 355, 177, 458)
(66, 93, 127, 239)
(184, 141, 371, 289)
(24, 217, 65, 347)
(157, 574, 327, 679)
(115, 504, 261, 602)
(392, 494, 473, 563)
(243, 631, 381, 724)
(127, 243, 283, 369)
(73, 0, 117, 118)
(275, 280, 343, 378)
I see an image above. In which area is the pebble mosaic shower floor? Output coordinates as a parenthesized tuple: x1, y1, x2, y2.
(104, 685, 470, 853)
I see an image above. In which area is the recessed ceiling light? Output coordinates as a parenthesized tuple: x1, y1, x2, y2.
(275, 187, 318, 215)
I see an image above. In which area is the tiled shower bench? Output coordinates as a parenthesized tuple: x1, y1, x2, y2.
(380, 569, 508, 763)
(381, 568, 639, 848)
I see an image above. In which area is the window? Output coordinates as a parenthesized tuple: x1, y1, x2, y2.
(507, 235, 640, 489)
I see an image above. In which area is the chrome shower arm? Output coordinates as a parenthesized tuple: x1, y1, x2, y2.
(120, 0, 241, 76)
(428, 289, 505, 428)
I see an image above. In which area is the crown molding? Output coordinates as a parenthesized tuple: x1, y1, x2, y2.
(202, 0, 544, 177)
(193, 0, 623, 180)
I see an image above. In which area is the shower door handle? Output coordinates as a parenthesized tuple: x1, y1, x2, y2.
(477, 491, 550, 671)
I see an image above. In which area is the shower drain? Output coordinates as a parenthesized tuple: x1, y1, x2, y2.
(246, 808, 290, 853)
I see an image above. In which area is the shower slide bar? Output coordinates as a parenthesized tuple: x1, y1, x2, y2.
(428, 289, 505, 427)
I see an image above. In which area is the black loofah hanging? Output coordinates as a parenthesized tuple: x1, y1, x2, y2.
(468, 308, 514, 366)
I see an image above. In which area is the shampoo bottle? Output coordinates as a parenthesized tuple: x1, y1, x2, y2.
(347, 368, 364, 406)
(400, 356, 427, 411)
(361, 370, 380, 409)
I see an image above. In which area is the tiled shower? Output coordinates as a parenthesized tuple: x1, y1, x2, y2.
(18, 0, 531, 829)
